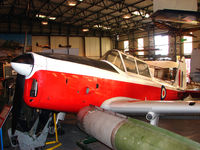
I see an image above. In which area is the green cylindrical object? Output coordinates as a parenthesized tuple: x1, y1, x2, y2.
(78, 106, 200, 150)
(114, 118, 200, 150)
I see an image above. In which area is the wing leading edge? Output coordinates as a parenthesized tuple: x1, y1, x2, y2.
(101, 97, 200, 125)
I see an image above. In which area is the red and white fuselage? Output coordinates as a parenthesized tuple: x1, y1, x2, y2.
(11, 50, 186, 113)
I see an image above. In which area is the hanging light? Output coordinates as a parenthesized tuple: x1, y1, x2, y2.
(82, 28, 89, 32)
(103, 26, 111, 30)
(68, 0, 77, 6)
(132, 11, 150, 18)
(41, 21, 48, 25)
(93, 24, 103, 28)
(36, 14, 46, 18)
(48, 16, 56, 20)
(123, 14, 131, 19)
(132, 11, 140, 16)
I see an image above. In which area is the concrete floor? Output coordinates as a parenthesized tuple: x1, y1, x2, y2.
(45, 113, 112, 150)
(3, 114, 200, 150)
(48, 118, 200, 150)
(44, 116, 200, 150)
(46, 123, 111, 150)
(1, 97, 200, 150)
(3, 114, 112, 150)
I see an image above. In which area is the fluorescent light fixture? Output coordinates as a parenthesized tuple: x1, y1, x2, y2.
(41, 21, 48, 25)
(132, 11, 150, 18)
(132, 11, 140, 16)
(145, 13, 150, 18)
(103, 26, 111, 30)
(48, 16, 56, 20)
(123, 14, 131, 19)
(36, 14, 56, 20)
(82, 28, 89, 32)
(93, 25, 111, 30)
(36, 14, 46, 18)
(68, 0, 77, 6)
(93, 24, 102, 28)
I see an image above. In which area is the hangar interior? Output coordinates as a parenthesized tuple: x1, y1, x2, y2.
(0, 0, 199, 58)
(0, 0, 200, 150)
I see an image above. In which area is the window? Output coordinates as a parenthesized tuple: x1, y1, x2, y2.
(137, 60, 150, 77)
(105, 51, 124, 71)
(138, 38, 144, 55)
(122, 54, 137, 74)
(124, 40, 129, 52)
(183, 36, 193, 55)
(155, 35, 169, 55)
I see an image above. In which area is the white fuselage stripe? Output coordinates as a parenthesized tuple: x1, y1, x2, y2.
(26, 53, 178, 91)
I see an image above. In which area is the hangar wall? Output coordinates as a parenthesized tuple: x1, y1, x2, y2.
(32, 36, 49, 52)
(102, 37, 112, 56)
(194, 30, 200, 48)
(85, 37, 100, 59)
(118, 41, 125, 50)
(116, 29, 200, 60)
(32, 36, 112, 58)
(69, 37, 84, 56)
(50, 36, 67, 49)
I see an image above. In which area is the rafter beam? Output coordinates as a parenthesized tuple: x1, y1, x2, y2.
(46, 0, 66, 16)
(9, 0, 17, 16)
(55, 2, 82, 19)
(61, 0, 104, 23)
(81, 0, 150, 26)
(70, 0, 121, 24)
(35, 0, 50, 15)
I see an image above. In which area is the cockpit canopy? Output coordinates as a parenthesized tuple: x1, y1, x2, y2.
(102, 50, 151, 78)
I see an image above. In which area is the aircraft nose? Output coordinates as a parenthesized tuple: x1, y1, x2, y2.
(11, 54, 34, 76)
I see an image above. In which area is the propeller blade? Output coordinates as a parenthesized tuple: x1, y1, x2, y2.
(11, 74, 25, 134)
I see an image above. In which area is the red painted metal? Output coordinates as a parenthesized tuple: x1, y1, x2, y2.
(178, 70, 181, 87)
(23, 70, 183, 113)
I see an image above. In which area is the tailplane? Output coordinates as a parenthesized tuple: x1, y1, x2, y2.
(173, 57, 186, 89)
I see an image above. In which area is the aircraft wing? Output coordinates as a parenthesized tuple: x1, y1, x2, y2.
(151, 9, 200, 25)
(101, 98, 200, 115)
(101, 98, 200, 125)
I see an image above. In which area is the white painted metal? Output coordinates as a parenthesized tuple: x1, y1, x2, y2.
(173, 57, 187, 89)
(101, 97, 200, 114)
(11, 62, 33, 76)
(56, 112, 66, 124)
(23, 53, 47, 79)
(153, 0, 197, 12)
(18, 51, 179, 92)
(146, 61, 178, 69)
(146, 112, 160, 126)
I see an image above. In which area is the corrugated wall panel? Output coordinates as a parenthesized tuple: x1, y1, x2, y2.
(32, 36, 112, 57)
(85, 37, 100, 59)
(102, 37, 111, 56)
(32, 36, 49, 52)
(194, 30, 200, 49)
(50, 36, 67, 49)
(118, 41, 124, 50)
(69, 37, 84, 56)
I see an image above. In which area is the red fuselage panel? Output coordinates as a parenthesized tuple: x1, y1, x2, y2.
(24, 70, 182, 112)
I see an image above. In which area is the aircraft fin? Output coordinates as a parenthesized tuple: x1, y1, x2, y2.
(173, 57, 186, 89)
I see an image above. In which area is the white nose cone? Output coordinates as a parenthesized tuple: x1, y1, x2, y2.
(11, 62, 33, 76)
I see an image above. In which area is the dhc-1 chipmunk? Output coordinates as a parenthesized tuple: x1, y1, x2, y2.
(10, 49, 200, 150)
(11, 49, 198, 114)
